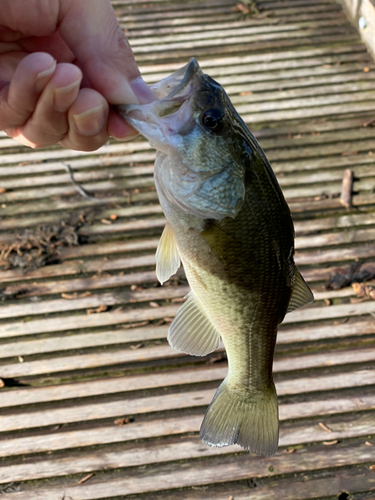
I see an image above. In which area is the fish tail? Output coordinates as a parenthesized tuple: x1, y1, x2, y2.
(199, 378, 279, 457)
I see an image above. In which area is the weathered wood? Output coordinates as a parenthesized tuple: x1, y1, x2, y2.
(1, 413, 374, 483)
(3, 297, 375, 338)
(0, 254, 158, 284)
(1, 337, 374, 381)
(0, 407, 373, 460)
(0, 285, 188, 320)
(0, 384, 374, 433)
(1, 441, 373, 500)
(0, 357, 373, 409)
(340, 168, 354, 208)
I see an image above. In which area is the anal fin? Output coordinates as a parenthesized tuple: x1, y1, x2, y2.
(287, 266, 314, 313)
(156, 222, 181, 285)
(168, 291, 220, 356)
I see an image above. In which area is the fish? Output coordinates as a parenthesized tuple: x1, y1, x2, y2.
(118, 58, 313, 457)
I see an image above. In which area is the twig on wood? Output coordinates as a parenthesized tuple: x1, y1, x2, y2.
(318, 422, 332, 433)
(76, 473, 95, 485)
(340, 169, 353, 209)
(363, 117, 375, 127)
(63, 163, 101, 202)
(63, 163, 129, 205)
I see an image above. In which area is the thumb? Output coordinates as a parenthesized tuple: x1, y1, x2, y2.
(58, 0, 152, 105)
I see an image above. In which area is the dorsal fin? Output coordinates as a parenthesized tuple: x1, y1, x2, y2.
(168, 291, 220, 356)
(287, 267, 314, 313)
(155, 223, 181, 285)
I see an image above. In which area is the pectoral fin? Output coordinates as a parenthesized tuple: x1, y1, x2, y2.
(168, 291, 220, 356)
(287, 267, 314, 313)
(156, 223, 181, 285)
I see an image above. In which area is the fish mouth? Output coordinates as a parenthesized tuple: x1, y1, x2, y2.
(118, 58, 203, 150)
(151, 57, 200, 101)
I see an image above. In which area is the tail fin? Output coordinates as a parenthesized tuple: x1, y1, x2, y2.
(199, 378, 279, 457)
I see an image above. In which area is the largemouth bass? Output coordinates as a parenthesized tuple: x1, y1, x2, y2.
(119, 58, 313, 457)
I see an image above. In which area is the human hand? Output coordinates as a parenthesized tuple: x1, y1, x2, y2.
(0, 0, 155, 151)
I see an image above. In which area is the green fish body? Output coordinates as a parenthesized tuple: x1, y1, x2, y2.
(119, 58, 313, 456)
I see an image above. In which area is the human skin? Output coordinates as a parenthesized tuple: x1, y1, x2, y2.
(0, 0, 155, 151)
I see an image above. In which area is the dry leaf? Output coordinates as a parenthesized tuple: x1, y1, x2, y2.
(341, 150, 358, 156)
(239, 91, 253, 95)
(149, 301, 159, 308)
(319, 422, 332, 432)
(284, 448, 295, 454)
(171, 297, 185, 303)
(79, 291, 92, 298)
(61, 292, 78, 299)
(323, 439, 338, 445)
(365, 441, 374, 446)
(232, 3, 249, 13)
(324, 299, 331, 306)
(101, 219, 112, 225)
(114, 417, 130, 426)
(18, 356, 24, 363)
(87, 305, 108, 315)
(129, 343, 143, 350)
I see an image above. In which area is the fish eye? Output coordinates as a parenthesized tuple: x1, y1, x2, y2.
(201, 109, 223, 132)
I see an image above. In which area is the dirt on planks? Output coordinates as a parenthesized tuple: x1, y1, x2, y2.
(325, 261, 375, 290)
(0, 209, 97, 273)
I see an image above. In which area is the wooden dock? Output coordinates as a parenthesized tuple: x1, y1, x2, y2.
(1, 0, 375, 498)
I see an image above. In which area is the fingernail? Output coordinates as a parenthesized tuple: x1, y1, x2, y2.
(112, 131, 139, 141)
(73, 104, 105, 136)
(54, 79, 81, 112)
(131, 77, 156, 104)
(35, 60, 56, 93)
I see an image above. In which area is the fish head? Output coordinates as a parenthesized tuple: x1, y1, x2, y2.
(118, 58, 247, 220)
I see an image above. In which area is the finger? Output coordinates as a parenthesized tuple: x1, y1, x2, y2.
(59, 88, 109, 151)
(14, 63, 82, 148)
(0, 52, 56, 130)
(58, 0, 151, 104)
(108, 108, 138, 141)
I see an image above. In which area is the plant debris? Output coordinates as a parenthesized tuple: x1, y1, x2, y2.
(86, 305, 108, 315)
(0, 210, 96, 273)
(76, 473, 95, 485)
(114, 417, 133, 426)
(325, 262, 375, 290)
(319, 422, 332, 433)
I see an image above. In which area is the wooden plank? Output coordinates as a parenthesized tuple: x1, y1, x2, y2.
(138, 44, 367, 73)
(0, 359, 373, 409)
(0, 285, 189, 320)
(0, 384, 374, 433)
(3, 297, 375, 338)
(148, 467, 375, 500)
(1, 441, 373, 500)
(0, 305, 180, 337)
(1, 338, 374, 380)
(0, 407, 372, 460)
(1, 414, 374, 484)
(0, 254, 158, 285)
(133, 34, 362, 63)
(0, 270, 160, 300)
(129, 19, 350, 47)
